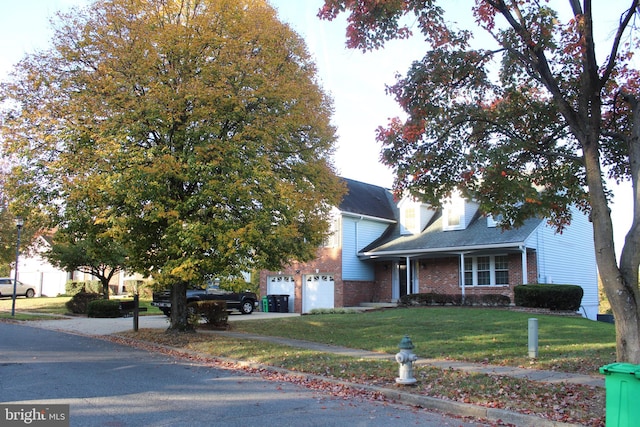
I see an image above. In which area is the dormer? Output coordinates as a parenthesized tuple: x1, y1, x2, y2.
(486, 213, 502, 228)
(398, 197, 436, 235)
(442, 191, 479, 231)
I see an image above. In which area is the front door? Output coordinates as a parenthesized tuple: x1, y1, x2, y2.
(393, 260, 416, 300)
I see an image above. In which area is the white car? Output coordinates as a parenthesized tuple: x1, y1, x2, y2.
(0, 278, 35, 298)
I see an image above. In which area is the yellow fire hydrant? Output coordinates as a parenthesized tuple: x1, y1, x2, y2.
(395, 335, 418, 385)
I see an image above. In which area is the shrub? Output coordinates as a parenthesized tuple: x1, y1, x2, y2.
(65, 291, 103, 314)
(188, 300, 228, 328)
(123, 279, 154, 298)
(309, 308, 360, 315)
(399, 293, 511, 307)
(87, 299, 121, 318)
(65, 280, 101, 296)
(514, 284, 584, 311)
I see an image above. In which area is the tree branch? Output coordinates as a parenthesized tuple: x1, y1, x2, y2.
(600, 0, 639, 89)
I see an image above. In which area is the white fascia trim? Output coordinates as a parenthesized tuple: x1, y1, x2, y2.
(359, 242, 527, 258)
(341, 211, 397, 224)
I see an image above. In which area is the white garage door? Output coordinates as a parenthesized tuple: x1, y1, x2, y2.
(302, 275, 334, 313)
(267, 276, 295, 313)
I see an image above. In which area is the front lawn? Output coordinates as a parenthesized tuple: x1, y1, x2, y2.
(232, 307, 616, 375)
(117, 307, 612, 426)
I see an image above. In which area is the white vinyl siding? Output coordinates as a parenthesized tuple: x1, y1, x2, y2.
(526, 206, 598, 319)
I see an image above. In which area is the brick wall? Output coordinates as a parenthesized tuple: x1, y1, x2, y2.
(260, 248, 539, 311)
(370, 250, 538, 304)
(260, 247, 343, 313)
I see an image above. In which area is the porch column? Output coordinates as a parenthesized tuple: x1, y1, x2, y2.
(459, 253, 465, 303)
(521, 247, 528, 285)
(405, 256, 411, 295)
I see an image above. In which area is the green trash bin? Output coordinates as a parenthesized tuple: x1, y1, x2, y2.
(600, 363, 640, 426)
(261, 296, 268, 312)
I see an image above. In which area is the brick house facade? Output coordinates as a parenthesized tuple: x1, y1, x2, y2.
(261, 178, 598, 319)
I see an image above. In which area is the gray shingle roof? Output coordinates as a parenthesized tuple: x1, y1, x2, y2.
(339, 178, 396, 221)
(361, 211, 543, 256)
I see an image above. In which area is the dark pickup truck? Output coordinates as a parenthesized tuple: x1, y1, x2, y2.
(152, 284, 258, 316)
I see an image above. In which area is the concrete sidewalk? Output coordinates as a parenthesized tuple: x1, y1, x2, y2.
(24, 312, 299, 335)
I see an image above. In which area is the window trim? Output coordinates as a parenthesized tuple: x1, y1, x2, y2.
(443, 201, 465, 231)
(463, 254, 510, 286)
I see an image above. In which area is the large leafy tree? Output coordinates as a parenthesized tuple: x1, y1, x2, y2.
(1, 0, 344, 331)
(320, 1, 640, 362)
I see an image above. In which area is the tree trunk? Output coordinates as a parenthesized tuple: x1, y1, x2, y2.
(101, 278, 110, 300)
(584, 136, 640, 363)
(612, 93, 640, 363)
(169, 280, 193, 332)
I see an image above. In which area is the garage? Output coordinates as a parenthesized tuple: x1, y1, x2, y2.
(266, 275, 294, 313)
(302, 274, 334, 313)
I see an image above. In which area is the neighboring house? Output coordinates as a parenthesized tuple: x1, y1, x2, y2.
(11, 233, 140, 297)
(12, 234, 69, 297)
(260, 178, 599, 319)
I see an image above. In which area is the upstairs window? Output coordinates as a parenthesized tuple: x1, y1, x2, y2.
(443, 199, 465, 230)
(401, 206, 417, 234)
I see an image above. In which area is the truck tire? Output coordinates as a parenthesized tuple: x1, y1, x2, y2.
(240, 300, 254, 314)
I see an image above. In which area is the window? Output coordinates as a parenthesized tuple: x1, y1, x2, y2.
(476, 256, 491, 285)
(402, 207, 417, 234)
(494, 255, 509, 285)
(463, 255, 510, 286)
(443, 198, 465, 230)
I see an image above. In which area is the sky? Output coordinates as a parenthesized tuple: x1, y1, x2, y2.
(0, 0, 633, 257)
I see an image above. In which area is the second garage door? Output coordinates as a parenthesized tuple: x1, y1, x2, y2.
(302, 274, 334, 313)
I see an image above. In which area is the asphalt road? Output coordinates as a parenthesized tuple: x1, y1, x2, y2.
(0, 322, 488, 427)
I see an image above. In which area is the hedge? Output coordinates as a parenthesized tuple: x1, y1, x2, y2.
(87, 299, 121, 318)
(188, 300, 228, 328)
(514, 284, 583, 311)
(399, 293, 511, 307)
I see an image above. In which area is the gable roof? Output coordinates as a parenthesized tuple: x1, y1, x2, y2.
(360, 211, 543, 258)
(338, 178, 396, 222)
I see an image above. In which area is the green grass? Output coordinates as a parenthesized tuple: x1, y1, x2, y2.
(231, 307, 616, 375)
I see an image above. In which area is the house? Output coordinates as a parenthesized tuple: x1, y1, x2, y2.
(12, 234, 141, 297)
(260, 178, 599, 319)
(13, 234, 69, 297)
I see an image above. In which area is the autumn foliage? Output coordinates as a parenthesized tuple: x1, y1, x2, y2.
(320, 0, 640, 362)
(1, 0, 345, 330)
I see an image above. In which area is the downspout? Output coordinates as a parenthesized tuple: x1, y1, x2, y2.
(355, 216, 363, 255)
(521, 246, 528, 285)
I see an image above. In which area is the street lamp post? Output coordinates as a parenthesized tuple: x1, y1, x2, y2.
(11, 217, 24, 317)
